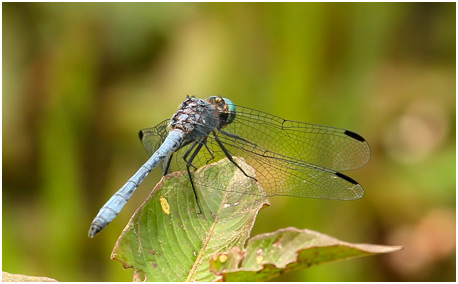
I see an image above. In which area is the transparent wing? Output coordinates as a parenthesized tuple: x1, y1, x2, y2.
(139, 119, 170, 156)
(166, 132, 363, 200)
(227, 105, 371, 171)
(166, 127, 365, 200)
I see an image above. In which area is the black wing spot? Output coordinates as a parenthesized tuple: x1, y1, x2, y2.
(335, 172, 358, 185)
(139, 130, 144, 141)
(344, 130, 366, 142)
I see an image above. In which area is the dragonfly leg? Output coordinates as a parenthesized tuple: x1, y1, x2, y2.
(182, 140, 200, 171)
(163, 139, 196, 176)
(185, 138, 207, 214)
(203, 141, 216, 164)
(213, 131, 258, 182)
(219, 130, 257, 147)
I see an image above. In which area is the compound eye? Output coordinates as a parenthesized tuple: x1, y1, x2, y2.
(222, 97, 236, 124)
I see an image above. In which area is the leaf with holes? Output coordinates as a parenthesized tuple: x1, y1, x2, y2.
(209, 227, 403, 281)
(111, 157, 269, 281)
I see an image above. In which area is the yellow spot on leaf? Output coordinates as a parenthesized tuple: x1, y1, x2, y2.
(160, 196, 170, 215)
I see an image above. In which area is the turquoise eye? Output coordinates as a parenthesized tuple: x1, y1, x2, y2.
(222, 97, 236, 124)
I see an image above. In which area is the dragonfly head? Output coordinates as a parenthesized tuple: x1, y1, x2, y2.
(207, 96, 236, 126)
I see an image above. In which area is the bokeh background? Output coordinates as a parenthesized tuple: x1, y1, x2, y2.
(3, 2, 455, 281)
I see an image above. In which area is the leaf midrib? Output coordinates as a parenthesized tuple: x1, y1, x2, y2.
(185, 189, 231, 281)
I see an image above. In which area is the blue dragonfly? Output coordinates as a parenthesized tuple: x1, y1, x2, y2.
(89, 96, 370, 237)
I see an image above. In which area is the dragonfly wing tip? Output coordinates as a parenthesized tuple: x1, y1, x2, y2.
(344, 130, 366, 142)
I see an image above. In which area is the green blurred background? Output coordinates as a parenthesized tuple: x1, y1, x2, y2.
(3, 2, 455, 281)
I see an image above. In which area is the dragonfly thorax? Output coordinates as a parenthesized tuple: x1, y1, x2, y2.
(170, 97, 219, 138)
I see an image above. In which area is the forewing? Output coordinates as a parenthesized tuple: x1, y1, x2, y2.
(224, 106, 370, 171)
(139, 119, 170, 156)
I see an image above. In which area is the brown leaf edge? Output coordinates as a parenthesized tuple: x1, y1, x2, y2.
(209, 227, 403, 281)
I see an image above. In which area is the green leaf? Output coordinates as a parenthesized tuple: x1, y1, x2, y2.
(111, 158, 269, 282)
(209, 227, 403, 281)
(2, 271, 57, 282)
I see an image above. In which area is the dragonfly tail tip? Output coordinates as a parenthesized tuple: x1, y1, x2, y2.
(88, 223, 102, 238)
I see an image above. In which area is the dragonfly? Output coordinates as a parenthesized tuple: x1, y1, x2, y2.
(89, 96, 370, 238)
